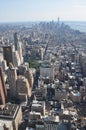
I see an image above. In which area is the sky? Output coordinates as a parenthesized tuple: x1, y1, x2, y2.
(0, 0, 86, 22)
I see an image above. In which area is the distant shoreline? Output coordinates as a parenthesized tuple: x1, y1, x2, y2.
(0, 21, 86, 33)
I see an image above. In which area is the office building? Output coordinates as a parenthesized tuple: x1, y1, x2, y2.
(18, 41, 23, 64)
(24, 69, 34, 88)
(12, 50, 21, 67)
(40, 62, 54, 80)
(31, 100, 45, 116)
(16, 75, 31, 102)
(6, 63, 17, 98)
(0, 67, 7, 105)
(0, 103, 22, 130)
(44, 116, 59, 130)
(18, 64, 34, 88)
(3, 46, 13, 66)
(14, 32, 18, 50)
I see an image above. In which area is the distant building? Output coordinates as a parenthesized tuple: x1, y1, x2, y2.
(79, 53, 86, 76)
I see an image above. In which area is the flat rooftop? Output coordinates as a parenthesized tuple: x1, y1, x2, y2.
(0, 103, 19, 120)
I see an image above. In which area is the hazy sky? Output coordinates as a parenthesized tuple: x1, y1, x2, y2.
(0, 0, 86, 22)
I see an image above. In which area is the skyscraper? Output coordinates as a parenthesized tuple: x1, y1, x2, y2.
(14, 32, 18, 50)
(16, 75, 31, 102)
(14, 33, 23, 64)
(6, 63, 17, 98)
(0, 67, 7, 105)
(3, 45, 13, 66)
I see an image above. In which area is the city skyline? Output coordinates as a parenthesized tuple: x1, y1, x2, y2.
(0, 0, 86, 23)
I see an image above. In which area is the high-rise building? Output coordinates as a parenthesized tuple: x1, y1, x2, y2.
(24, 69, 34, 88)
(12, 50, 21, 67)
(3, 45, 13, 66)
(18, 64, 34, 88)
(14, 33, 23, 64)
(14, 32, 18, 50)
(16, 75, 31, 102)
(6, 63, 17, 98)
(0, 67, 7, 105)
(18, 41, 23, 64)
(3, 44, 23, 67)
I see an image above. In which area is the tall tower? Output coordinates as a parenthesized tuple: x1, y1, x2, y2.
(3, 45, 13, 66)
(14, 32, 18, 50)
(0, 67, 7, 105)
(14, 33, 23, 64)
(18, 41, 23, 64)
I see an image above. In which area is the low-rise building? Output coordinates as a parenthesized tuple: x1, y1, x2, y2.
(31, 100, 45, 116)
(70, 91, 81, 102)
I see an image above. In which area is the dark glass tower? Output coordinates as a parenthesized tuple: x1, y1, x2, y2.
(14, 32, 18, 50)
(3, 46, 13, 66)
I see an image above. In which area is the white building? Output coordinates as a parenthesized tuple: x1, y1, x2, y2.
(31, 100, 45, 116)
(40, 62, 54, 80)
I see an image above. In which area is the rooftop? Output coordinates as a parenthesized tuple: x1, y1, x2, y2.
(0, 103, 20, 120)
(0, 120, 12, 130)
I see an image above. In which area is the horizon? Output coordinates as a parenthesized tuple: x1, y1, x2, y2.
(0, 20, 86, 24)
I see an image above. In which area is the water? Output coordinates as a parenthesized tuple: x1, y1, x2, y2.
(64, 21, 86, 33)
(0, 21, 86, 33)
